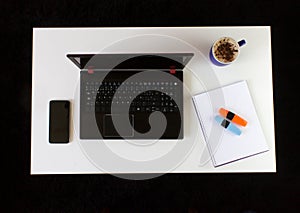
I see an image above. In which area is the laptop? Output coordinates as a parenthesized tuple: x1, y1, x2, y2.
(67, 53, 194, 139)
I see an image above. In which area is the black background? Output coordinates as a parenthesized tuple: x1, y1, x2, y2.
(3, 0, 299, 212)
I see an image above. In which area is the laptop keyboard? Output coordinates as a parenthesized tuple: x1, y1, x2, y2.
(83, 81, 181, 113)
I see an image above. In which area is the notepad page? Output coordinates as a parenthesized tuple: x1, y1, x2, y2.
(192, 81, 269, 167)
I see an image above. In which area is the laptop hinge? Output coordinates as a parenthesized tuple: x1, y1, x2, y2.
(170, 66, 176, 74)
(87, 66, 94, 74)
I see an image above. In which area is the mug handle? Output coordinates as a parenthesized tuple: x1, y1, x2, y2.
(238, 39, 246, 47)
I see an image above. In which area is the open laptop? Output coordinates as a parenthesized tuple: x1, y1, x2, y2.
(67, 53, 194, 139)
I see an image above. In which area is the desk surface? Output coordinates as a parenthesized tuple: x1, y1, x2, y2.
(31, 26, 275, 175)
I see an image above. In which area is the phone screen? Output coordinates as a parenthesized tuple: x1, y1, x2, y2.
(49, 100, 70, 143)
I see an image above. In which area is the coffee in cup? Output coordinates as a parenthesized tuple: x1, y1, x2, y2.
(209, 37, 246, 66)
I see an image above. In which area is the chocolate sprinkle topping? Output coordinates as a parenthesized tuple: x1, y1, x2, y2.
(214, 39, 238, 63)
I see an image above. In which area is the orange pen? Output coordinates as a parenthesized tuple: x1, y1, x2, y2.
(219, 108, 247, 127)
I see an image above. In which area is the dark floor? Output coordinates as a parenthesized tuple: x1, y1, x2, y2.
(2, 0, 299, 212)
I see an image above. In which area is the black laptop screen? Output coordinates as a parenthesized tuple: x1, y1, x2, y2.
(67, 53, 194, 70)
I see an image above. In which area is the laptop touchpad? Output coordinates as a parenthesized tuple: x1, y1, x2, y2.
(103, 114, 134, 138)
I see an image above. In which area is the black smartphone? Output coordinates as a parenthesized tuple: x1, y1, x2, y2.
(49, 100, 70, 143)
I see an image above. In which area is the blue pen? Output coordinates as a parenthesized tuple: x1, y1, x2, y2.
(215, 115, 242, 136)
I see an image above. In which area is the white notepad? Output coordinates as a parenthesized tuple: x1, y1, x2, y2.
(192, 81, 269, 167)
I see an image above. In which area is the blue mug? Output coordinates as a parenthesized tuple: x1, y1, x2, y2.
(209, 37, 246, 66)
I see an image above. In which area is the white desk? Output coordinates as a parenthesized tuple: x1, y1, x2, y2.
(31, 27, 276, 176)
